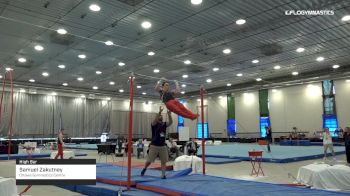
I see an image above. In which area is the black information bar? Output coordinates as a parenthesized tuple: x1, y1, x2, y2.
(16, 159, 96, 165)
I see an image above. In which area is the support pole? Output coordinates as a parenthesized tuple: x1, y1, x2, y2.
(200, 86, 205, 175)
(127, 74, 134, 190)
(7, 71, 13, 159)
(0, 72, 7, 159)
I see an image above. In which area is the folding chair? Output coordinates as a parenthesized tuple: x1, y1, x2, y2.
(248, 150, 264, 177)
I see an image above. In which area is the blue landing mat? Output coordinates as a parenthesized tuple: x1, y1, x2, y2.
(96, 164, 192, 185)
(310, 142, 344, 146)
(65, 144, 97, 150)
(58, 183, 162, 196)
(198, 143, 346, 163)
(280, 140, 311, 146)
(0, 153, 87, 160)
(137, 174, 349, 196)
(205, 157, 242, 164)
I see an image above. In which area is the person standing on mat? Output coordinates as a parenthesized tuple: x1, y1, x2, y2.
(265, 126, 272, 153)
(344, 127, 350, 165)
(55, 129, 64, 159)
(323, 128, 335, 160)
(137, 139, 144, 159)
(141, 106, 172, 179)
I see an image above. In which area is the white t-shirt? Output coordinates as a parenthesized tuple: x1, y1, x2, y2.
(323, 132, 333, 145)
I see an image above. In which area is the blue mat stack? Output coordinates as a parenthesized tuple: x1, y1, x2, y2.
(198, 144, 346, 163)
(58, 164, 350, 196)
(280, 140, 311, 146)
(137, 175, 349, 196)
(205, 157, 242, 164)
(58, 183, 163, 196)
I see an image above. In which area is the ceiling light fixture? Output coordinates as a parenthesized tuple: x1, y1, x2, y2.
(119, 89, 124, 93)
(20, 89, 26, 93)
(191, 0, 202, 5)
(29, 79, 35, 83)
(341, 15, 350, 22)
(142, 92, 147, 95)
(92, 86, 98, 90)
(58, 64, 66, 69)
(57, 28, 67, 35)
(105, 40, 113, 46)
(292, 71, 299, 76)
(332, 64, 340, 69)
(274, 65, 281, 70)
(34, 45, 44, 51)
(77, 77, 84, 81)
(137, 85, 142, 89)
(227, 83, 232, 87)
(109, 81, 115, 85)
(182, 74, 188, 78)
(153, 69, 160, 73)
(118, 62, 125, 66)
(213, 67, 219, 72)
(51, 92, 57, 96)
(206, 79, 212, 83)
(5, 67, 13, 71)
(184, 60, 191, 65)
(78, 54, 86, 59)
(148, 51, 155, 56)
(89, 4, 101, 12)
(252, 59, 259, 64)
(42, 72, 49, 77)
(236, 19, 246, 25)
(256, 78, 262, 82)
(316, 56, 325, 62)
(181, 91, 185, 94)
(141, 21, 152, 29)
(223, 48, 231, 54)
(296, 47, 305, 53)
(96, 70, 102, 75)
(181, 84, 186, 88)
(18, 57, 26, 63)
(236, 73, 243, 77)
(62, 83, 68, 86)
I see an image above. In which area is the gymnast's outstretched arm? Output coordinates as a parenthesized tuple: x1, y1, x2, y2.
(155, 80, 162, 92)
(152, 106, 163, 126)
(173, 80, 180, 95)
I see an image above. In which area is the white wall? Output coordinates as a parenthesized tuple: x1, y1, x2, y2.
(183, 96, 227, 138)
(269, 83, 323, 137)
(111, 99, 178, 135)
(334, 79, 350, 128)
(112, 99, 161, 113)
(235, 92, 260, 138)
(109, 80, 349, 139)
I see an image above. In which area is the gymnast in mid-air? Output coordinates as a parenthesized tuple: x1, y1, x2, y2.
(155, 79, 199, 120)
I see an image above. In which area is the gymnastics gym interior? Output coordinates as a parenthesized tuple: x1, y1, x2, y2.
(0, 0, 350, 195)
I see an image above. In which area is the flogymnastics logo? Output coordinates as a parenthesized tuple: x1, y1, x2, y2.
(285, 10, 334, 16)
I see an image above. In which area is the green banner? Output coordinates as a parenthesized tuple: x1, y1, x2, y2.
(259, 89, 269, 116)
(227, 94, 235, 120)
